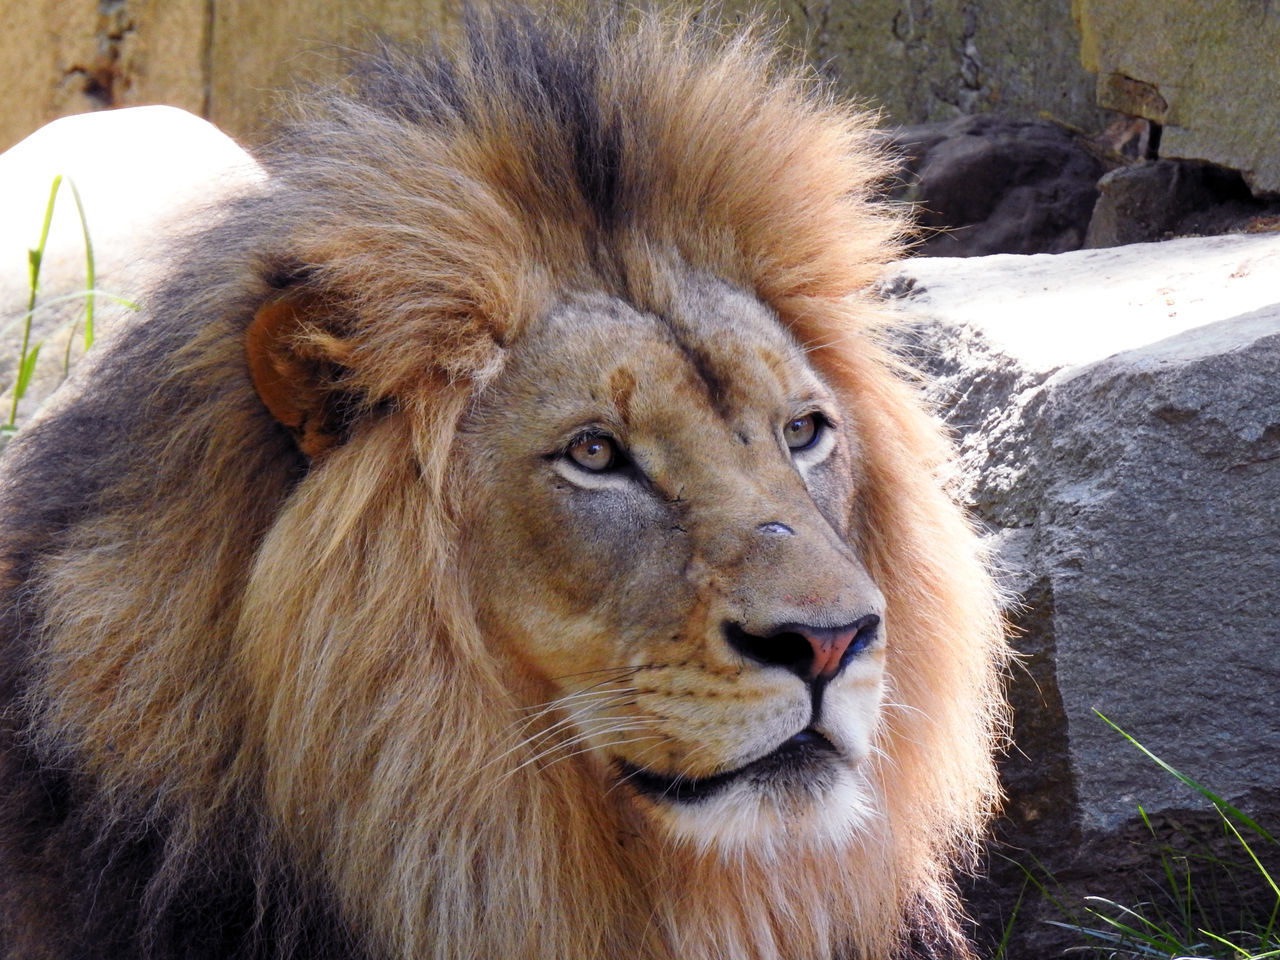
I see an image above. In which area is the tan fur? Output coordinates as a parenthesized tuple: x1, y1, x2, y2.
(0, 9, 1007, 960)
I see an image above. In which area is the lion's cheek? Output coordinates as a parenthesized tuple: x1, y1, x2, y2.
(619, 680, 813, 777)
(467, 488, 694, 683)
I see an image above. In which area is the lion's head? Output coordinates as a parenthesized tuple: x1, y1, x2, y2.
(0, 9, 1007, 960)
(456, 276, 890, 847)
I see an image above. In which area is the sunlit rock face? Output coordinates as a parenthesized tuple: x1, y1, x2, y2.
(884, 231, 1280, 958)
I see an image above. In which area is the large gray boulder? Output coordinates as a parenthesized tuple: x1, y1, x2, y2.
(884, 232, 1280, 955)
(1077, 0, 1280, 196)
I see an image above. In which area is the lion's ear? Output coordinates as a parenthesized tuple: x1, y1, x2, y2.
(246, 294, 355, 460)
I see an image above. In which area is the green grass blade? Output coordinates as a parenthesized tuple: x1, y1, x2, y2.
(993, 875, 1028, 959)
(1084, 896, 1186, 950)
(1042, 918, 1171, 956)
(1221, 815, 1280, 947)
(1096, 712, 1278, 844)
(1221, 819, 1280, 900)
(26, 175, 61, 295)
(67, 177, 95, 350)
(996, 850, 1083, 921)
(14, 342, 41, 400)
(9, 176, 63, 429)
(1198, 927, 1250, 957)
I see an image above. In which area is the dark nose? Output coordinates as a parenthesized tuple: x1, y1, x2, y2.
(724, 615, 881, 683)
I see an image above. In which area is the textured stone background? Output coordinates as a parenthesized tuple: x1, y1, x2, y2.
(1079, 0, 1280, 195)
(3, 0, 1279, 193)
(885, 235, 1280, 956)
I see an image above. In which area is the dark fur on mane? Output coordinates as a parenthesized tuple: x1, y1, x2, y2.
(353, 10, 627, 226)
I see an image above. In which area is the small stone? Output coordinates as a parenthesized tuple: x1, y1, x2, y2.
(1086, 159, 1277, 248)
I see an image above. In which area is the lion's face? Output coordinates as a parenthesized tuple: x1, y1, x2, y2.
(463, 274, 886, 849)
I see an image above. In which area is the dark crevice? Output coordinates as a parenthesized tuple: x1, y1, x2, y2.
(63, 1, 138, 110)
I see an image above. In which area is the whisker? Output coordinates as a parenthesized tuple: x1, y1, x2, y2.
(489, 694, 641, 769)
(521, 733, 665, 777)
(880, 698, 928, 720)
(500, 711, 651, 764)
(545, 664, 653, 684)
(503, 686, 640, 745)
(605, 739, 682, 798)
(499, 726, 659, 782)
(508, 674, 648, 728)
(512, 674, 641, 722)
(505, 688, 638, 735)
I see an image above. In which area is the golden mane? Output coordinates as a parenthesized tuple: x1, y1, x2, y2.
(0, 8, 1007, 960)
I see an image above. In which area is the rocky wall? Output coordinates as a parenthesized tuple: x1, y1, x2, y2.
(4, 1, 1278, 199)
(1077, 0, 1280, 195)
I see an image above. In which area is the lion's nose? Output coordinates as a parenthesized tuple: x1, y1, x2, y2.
(724, 615, 880, 683)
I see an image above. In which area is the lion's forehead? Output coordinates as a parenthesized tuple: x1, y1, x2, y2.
(507, 280, 828, 433)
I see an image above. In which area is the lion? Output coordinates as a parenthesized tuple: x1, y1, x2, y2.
(0, 8, 1007, 960)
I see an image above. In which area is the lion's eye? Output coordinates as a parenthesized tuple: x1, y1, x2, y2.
(567, 434, 619, 472)
(784, 413, 822, 451)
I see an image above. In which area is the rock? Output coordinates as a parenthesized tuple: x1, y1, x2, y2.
(883, 232, 1280, 955)
(5, 0, 1280, 208)
(774, 0, 1107, 131)
(205, 0, 451, 140)
(1086, 159, 1278, 248)
(890, 116, 1104, 257)
(0, 106, 263, 432)
(2, 1, 1112, 154)
(1076, 0, 1280, 195)
(0, 0, 208, 153)
(1087, 161, 1210, 247)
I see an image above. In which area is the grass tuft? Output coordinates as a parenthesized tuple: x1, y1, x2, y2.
(3, 174, 137, 447)
(1050, 714, 1280, 959)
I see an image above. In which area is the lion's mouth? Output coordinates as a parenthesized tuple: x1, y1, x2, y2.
(618, 728, 838, 805)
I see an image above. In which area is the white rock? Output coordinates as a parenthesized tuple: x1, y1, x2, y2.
(886, 232, 1280, 371)
(0, 106, 263, 422)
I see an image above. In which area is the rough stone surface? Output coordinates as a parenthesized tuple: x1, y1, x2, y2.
(1077, 0, 1280, 195)
(206, 0, 450, 143)
(891, 115, 1104, 256)
(0, 0, 450, 152)
(0, 0, 207, 152)
(1, 1, 1108, 152)
(719, 0, 1107, 130)
(7, 0, 1279, 205)
(0, 107, 264, 430)
(1085, 159, 1272, 247)
(884, 232, 1280, 955)
(5, 1, 1280, 202)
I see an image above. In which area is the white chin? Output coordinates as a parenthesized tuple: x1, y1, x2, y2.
(643, 763, 881, 858)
